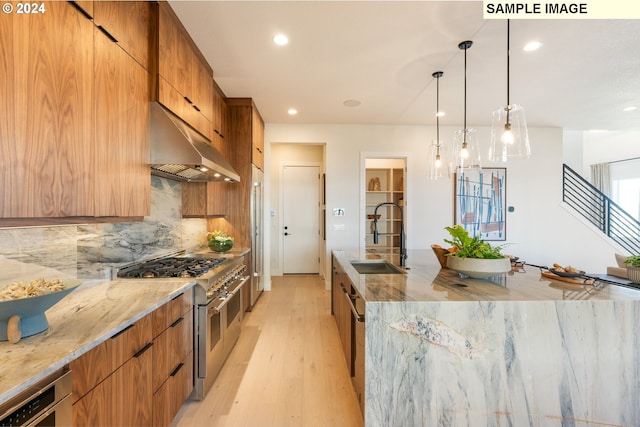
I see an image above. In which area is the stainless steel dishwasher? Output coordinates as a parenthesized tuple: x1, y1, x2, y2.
(346, 288, 365, 412)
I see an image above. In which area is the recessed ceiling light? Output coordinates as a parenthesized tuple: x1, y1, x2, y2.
(343, 99, 361, 107)
(623, 106, 637, 112)
(436, 111, 445, 118)
(273, 34, 289, 46)
(523, 41, 542, 52)
(287, 108, 297, 115)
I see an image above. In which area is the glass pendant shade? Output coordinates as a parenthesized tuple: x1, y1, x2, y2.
(489, 104, 530, 162)
(428, 140, 449, 179)
(451, 128, 481, 173)
(451, 41, 480, 173)
(489, 19, 530, 162)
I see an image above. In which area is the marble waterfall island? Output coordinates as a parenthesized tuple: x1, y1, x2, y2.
(333, 250, 640, 426)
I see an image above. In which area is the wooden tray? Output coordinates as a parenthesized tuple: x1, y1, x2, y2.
(541, 271, 594, 286)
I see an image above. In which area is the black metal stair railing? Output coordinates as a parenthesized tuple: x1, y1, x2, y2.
(563, 164, 640, 254)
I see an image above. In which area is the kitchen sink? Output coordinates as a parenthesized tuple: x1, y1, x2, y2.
(349, 261, 406, 275)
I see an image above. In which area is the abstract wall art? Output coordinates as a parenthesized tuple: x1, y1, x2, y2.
(454, 168, 506, 240)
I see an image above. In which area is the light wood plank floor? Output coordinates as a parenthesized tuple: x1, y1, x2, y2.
(172, 275, 364, 427)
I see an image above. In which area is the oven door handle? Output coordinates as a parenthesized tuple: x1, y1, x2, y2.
(209, 275, 250, 314)
(25, 392, 72, 427)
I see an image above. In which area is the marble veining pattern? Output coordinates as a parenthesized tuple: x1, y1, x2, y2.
(366, 300, 640, 426)
(0, 176, 208, 280)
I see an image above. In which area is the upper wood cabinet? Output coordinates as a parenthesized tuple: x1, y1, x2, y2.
(211, 80, 228, 153)
(227, 98, 265, 172)
(252, 107, 265, 171)
(152, 1, 214, 139)
(0, 2, 95, 219)
(182, 182, 228, 217)
(92, 0, 151, 70)
(94, 25, 151, 218)
(0, 1, 151, 225)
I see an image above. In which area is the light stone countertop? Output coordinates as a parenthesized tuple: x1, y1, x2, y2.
(333, 249, 640, 302)
(0, 277, 195, 405)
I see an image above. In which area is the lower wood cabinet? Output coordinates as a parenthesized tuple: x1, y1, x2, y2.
(152, 292, 194, 426)
(70, 291, 193, 427)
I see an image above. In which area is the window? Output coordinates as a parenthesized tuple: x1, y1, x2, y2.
(610, 159, 640, 221)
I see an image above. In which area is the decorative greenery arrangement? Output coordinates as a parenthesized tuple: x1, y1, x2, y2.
(443, 225, 506, 259)
(624, 255, 640, 268)
(207, 230, 234, 253)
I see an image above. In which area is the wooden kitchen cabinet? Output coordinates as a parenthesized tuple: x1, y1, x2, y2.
(71, 292, 193, 427)
(331, 258, 353, 372)
(182, 181, 228, 217)
(92, 0, 151, 70)
(153, 1, 213, 139)
(0, 1, 150, 225)
(252, 107, 265, 170)
(71, 313, 154, 426)
(93, 25, 151, 217)
(0, 1, 94, 219)
(211, 81, 229, 152)
(152, 291, 194, 426)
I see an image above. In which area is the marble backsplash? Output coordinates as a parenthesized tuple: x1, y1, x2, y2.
(0, 176, 208, 281)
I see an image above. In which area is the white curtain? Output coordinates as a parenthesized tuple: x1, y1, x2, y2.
(590, 162, 611, 196)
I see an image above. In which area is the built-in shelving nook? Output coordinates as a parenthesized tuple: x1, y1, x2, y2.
(364, 158, 406, 258)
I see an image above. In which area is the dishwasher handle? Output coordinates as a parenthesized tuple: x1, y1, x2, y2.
(343, 290, 365, 323)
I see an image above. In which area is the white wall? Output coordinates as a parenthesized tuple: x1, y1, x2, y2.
(265, 123, 624, 284)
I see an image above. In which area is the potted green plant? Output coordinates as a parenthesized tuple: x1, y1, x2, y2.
(443, 225, 511, 278)
(624, 255, 640, 283)
(207, 230, 234, 253)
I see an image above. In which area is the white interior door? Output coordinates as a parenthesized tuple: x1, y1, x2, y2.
(282, 165, 320, 274)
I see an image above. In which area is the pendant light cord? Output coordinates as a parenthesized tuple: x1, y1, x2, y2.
(458, 41, 472, 144)
(506, 19, 511, 125)
(437, 75, 440, 145)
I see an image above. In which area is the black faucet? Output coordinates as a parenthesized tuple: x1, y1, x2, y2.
(372, 202, 407, 267)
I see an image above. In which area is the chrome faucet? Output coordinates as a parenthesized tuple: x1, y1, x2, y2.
(372, 202, 407, 267)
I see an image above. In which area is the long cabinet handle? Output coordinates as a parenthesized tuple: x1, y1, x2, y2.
(97, 25, 118, 43)
(344, 291, 365, 323)
(170, 362, 184, 377)
(111, 324, 134, 339)
(133, 342, 153, 358)
(170, 316, 184, 328)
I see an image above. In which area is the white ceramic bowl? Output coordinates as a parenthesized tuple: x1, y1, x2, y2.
(447, 256, 511, 279)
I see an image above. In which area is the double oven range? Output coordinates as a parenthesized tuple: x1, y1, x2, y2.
(116, 252, 249, 400)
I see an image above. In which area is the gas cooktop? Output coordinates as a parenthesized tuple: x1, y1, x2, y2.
(116, 256, 227, 279)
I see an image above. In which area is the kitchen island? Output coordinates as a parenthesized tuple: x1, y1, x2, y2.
(332, 250, 640, 426)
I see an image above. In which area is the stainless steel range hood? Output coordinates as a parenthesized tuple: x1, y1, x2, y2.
(150, 103, 240, 182)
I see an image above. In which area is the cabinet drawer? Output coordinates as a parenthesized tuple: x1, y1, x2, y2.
(152, 351, 193, 426)
(152, 308, 193, 392)
(157, 77, 211, 141)
(70, 312, 153, 403)
(152, 291, 192, 337)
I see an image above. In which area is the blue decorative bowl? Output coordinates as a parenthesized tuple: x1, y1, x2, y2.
(0, 279, 82, 342)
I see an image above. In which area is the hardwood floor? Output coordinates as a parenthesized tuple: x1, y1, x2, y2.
(172, 275, 364, 427)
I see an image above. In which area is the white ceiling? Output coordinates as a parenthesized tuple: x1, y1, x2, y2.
(169, 1, 640, 132)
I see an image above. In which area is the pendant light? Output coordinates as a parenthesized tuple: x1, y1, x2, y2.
(451, 40, 481, 172)
(428, 71, 449, 180)
(489, 19, 531, 162)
